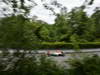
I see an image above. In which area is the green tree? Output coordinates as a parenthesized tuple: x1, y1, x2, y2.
(54, 14, 72, 42)
(68, 8, 96, 42)
(92, 10, 100, 39)
(0, 15, 38, 49)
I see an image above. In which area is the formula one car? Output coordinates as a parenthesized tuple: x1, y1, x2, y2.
(47, 50, 65, 56)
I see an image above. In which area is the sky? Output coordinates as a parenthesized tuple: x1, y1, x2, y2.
(0, 0, 100, 24)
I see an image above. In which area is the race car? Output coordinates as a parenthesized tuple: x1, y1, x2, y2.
(47, 50, 65, 56)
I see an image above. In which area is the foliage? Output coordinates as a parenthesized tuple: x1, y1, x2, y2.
(0, 52, 65, 75)
(0, 15, 40, 49)
(34, 42, 100, 49)
(92, 10, 100, 38)
(68, 54, 100, 75)
(0, 6, 100, 49)
(70, 34, 80, 50)
(1, 52, 100, 75)
(67, 8, 96, 42)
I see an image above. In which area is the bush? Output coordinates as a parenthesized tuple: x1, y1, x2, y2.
(1, 52, 100, 75)
(67, 54, 100, 75)
(0, 52, 65, 75)
(34, 42, 100, 50)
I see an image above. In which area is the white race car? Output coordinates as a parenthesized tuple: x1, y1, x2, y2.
(47, 50, 65, 56)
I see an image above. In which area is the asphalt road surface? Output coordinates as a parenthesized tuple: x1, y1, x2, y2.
(0, 48, 100, 67)
(1, 48, 100, 57)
